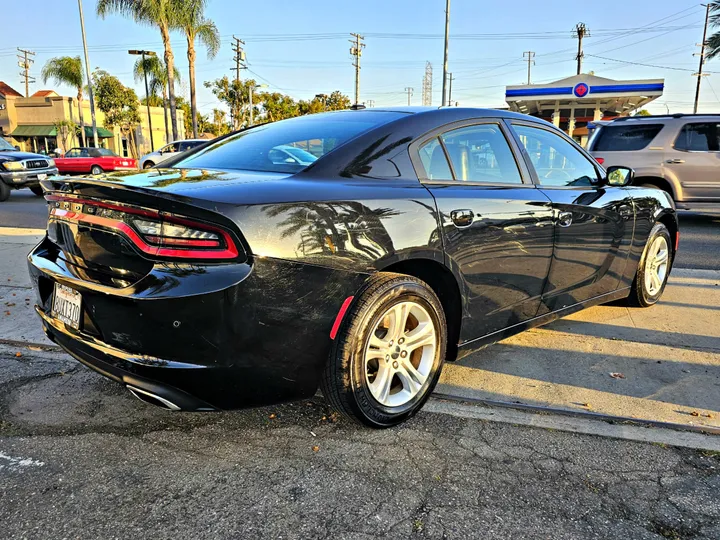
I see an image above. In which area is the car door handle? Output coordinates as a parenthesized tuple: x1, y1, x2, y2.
(450, 209, 475, 228)
(666, 159, 685, 164)
(557, 211, 573, 228)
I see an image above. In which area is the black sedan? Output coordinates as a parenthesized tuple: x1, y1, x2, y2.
(28, 107, 677, 427)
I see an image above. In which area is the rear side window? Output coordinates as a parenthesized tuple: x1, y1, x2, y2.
(592, 124, 663, 151)
(674, 123, 720, 151)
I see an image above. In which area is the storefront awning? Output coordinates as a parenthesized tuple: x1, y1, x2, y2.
(11, 125, 56, 137)
(82, 126, 114, 138)
(11, 124, 114, 138)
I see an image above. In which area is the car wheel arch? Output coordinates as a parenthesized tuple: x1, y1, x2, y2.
(634, 176, 677, 200)
(656, 211, 678, 255)
(376, 257, 462, 363)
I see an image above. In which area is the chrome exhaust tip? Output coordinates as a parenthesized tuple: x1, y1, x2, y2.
(127, 385, 182, 411)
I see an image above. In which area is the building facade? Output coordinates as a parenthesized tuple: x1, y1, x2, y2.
(0, 82, 184, 157)
(505, 74, 664, 146)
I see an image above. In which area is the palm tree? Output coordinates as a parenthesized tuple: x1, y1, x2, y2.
(133, 55, 180, 142)
(97, 0, 181, 141)
(178, 0, 220, 138)
(41, 56, 86, 146)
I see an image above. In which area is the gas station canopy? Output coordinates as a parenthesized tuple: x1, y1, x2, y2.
(505, 74, 664, 144)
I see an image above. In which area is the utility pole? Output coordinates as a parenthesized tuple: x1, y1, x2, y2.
(231, 36, 246, 130)
(404, 87, 414, 106)
(442, 0, 451, 106)
(17, 48, 35, 97)
(349, 33, 365, 105)
(447, 74, 455, 106)
(574, 23, 588, 75)
(693, 3, 711, 114)
(78, 0, 98, 148)
(523, 51, 535, 84)
(366, 99, 375, 107)
(129, 50, 156, 152)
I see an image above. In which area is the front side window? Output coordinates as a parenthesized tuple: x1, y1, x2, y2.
(674, 123, 719, 152)
(513, 124, 599, 187)
(592, 123, 664, 151)
(162, 143, 179, 153)
(175, 111, 405, 173)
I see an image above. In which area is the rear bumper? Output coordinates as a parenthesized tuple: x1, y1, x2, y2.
(28, 237, 367, 410)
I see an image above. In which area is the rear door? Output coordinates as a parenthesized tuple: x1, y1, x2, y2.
(508, 120, 634, 313)
(411, 120, 555, 342)
(666, 121, 720, 201)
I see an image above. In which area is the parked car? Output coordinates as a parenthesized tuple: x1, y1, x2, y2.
(139, 139, 207, 169)
(0, 137, 58, 201)
(268, 144, 318, 166)
(588, 113, 720, 210)
(54, 147, 138, 175)
(29, 107, 677, 427)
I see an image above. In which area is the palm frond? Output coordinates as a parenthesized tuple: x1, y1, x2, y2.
(195, 19, 221, 59)
(41, 56, 83, 89)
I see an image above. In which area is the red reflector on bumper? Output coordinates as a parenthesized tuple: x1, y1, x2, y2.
(330, 296, 354, 340)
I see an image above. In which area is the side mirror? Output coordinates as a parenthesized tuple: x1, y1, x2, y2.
(605, 165, 634, 187)
(14, 145, 20, 151)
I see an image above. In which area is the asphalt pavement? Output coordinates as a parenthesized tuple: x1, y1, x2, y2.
(1, 188, 718, 270)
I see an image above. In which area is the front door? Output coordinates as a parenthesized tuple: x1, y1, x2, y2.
(666, 121, 720, 201)
(413, 121, 555, 343)
(509, 121, 634, 314)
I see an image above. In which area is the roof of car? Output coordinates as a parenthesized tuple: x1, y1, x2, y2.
(611, 113, 720, 122)
(350, 106, 539, 122)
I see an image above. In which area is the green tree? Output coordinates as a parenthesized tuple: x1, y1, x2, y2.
(204, 76, 259, 129)
(634, 109, 652, 116)
(41, 56, 87, 146)
(256, 92, 299, 122)
(97, 0, 182, 140)
(93, 70, 141, 158)
(175, 96, 193, 138)
(298, 90, 351, 115)
(52, 119, 78, 153)
(178, 0, 220, 138)
(211, 108, 229, 136)
(707, 3, 720, 60)
(134, 55, 180, 142)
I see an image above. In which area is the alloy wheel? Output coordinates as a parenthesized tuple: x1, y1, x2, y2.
(364, 301, 437, 407)
(644, 236, 669, 296)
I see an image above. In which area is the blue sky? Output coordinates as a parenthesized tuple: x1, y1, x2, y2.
(0, 0, 714, 116)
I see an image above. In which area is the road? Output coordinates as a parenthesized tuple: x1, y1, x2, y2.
(1, 189, 718, 270)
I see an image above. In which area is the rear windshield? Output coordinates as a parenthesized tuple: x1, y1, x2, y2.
(174, 111, 405, 173)
(592, 124, 664, 151)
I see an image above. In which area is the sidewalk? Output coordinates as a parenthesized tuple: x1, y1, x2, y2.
(2, 227, 719, 432)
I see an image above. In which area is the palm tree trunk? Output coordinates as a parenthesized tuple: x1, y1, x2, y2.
(160, 24, 179, 141)
(77, 90, 87, 147)
(187, 35, 199, 139)
(162, 87, 170, 143)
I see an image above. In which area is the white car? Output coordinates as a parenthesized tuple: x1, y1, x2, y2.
(139, 139, 207, 169)
(268, 145, 318, 166)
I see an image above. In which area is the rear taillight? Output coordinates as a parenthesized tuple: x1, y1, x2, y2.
(46, 195, 240, 261)
(595, 157, 605, 165)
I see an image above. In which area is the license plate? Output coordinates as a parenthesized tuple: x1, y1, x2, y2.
(37, 173, 47, 180)
(51, 283, 82, 330)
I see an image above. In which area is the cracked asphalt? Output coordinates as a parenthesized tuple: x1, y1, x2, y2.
(1, 345, 719, 540)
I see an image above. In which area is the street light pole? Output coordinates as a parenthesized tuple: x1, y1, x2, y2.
(129, 50, 156, 151)
(249, 84, 268, 126)
(78, 0, 99, 148)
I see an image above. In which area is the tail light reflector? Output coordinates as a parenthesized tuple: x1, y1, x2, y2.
(46, 195, 240, 261)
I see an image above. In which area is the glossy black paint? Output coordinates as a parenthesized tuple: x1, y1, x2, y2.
(28, 107, 677, 411)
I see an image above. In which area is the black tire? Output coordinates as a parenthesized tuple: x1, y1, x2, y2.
(90, 165, 103, 175)
(628, 223, 673, 307)
(0, 182, 10, 202)
(143, 161, 154, 169)
(321, 272, 447, 428)
(29, 185, 44, 196)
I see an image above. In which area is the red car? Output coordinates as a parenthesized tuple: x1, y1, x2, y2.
(54, 148, 138, 175)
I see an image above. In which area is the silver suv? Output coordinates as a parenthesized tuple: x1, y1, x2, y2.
(588, 114, 720, 210)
